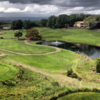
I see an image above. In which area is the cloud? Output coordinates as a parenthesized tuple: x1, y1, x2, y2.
(2, 0, 52, 4)
(0, 2, 59, 16)
(0, 0, 100, 17)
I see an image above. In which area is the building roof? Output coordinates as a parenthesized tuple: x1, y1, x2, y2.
(75, 21, 84, 23)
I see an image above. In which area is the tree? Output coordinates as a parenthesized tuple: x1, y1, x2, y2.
(11, 20, 23, 29)
(56, 14, 69, 28)
(40, 19, 48, 27)
(14, 31, 23, 40)
(68, 14, 80, 27)
(84, 16, 97, 29)
(47, 15, 57, 28)
(23, 20, 36, 29)
(26, 29, 42, 40)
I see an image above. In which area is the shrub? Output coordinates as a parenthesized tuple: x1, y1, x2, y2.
(69, 73, 78, 78)
(0, 37, 3, 39)
(67, 68, 73, 76)
(96, 58, 100, 73)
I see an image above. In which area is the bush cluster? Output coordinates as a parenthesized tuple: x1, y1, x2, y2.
(67, 69, 82, 80)
(96, 58, 100, 73)
(50, 88, 100, 100)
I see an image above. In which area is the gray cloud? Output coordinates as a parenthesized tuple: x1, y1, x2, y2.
(2, 0, 52, 4)
(0, 0, 100, 11)
(0, 0, 100, 17)
(1, 0, 100, 7)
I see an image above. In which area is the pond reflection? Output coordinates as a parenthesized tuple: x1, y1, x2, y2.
(38, 41, 100, 59)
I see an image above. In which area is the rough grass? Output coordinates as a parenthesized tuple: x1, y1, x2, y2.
(76, 56, 100, 84)
(0, 65, 66, 100)
(58, 92, 100, 100)
(0, 39, 56, 54)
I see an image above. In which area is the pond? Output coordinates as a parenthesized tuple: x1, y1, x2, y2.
(37, 41, 100, 60)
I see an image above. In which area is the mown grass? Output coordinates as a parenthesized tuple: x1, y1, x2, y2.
(1, 27, 100, 46)
(0, 29, 26, 38)
(0, 62, 18, 81)
(0, 39, 56, 54)
(58, 92, 100, 100)
(35, 27, 100, 46)
(3, 49, 80, 73)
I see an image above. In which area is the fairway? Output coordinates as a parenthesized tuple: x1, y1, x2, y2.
(0, 30, 26, 38)
(4, 49, 80, 73)
(36, 27, 100, 46)
(0, 39, 56, 54)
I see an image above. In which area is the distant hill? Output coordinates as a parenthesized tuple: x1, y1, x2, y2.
(0, 17, 47, 22)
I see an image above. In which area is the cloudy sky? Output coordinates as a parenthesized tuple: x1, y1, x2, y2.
(0, 0, 100, 17)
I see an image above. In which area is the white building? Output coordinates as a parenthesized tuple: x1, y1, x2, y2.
(3, 27, 11, 30)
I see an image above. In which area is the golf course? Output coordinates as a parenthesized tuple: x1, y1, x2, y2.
(0, 27, 100, 100)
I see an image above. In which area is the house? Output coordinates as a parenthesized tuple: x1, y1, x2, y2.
(74, 21, 85, 28)
(3, 27, 11, 30)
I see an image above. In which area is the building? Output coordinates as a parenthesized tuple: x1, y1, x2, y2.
(74, 21, 85, 28)
(3, 27, 11, 30)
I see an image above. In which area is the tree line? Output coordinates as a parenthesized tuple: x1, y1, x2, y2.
(11, 20, 39, 29)
(11, 14, 100, 29)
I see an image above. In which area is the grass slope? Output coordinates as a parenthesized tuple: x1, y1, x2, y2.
(58, 92, 100, 100)
(0, 65, 66, 100)
(4, 49, 80, 73)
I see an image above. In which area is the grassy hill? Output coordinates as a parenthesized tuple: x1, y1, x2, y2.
(0, 28, 100, 99)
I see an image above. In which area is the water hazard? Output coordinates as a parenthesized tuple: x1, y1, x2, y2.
(37, 41, 100, 59)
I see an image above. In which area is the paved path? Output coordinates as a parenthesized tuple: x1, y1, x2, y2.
(0, 40, 61, 55)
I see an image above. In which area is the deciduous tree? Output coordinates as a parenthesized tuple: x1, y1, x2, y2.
(26, 29, 42, 40)
(14, 31, 23, 40)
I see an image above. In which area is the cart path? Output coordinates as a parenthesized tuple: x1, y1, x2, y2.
(15, 62, 100, 88)
(24, 40, 61, 54)
(0, 40, 61, 55)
